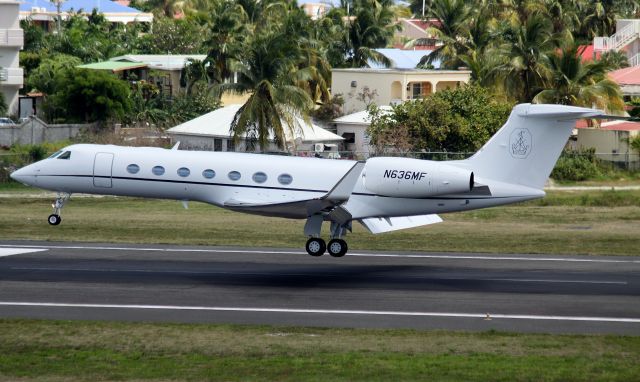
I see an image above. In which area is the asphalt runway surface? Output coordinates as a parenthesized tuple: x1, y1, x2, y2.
(0, 240, 639, 335)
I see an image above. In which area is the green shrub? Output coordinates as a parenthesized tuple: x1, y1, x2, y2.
(551, 149, 600, 181)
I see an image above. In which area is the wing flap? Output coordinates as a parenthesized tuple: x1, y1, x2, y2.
(359, 214, 443, 234)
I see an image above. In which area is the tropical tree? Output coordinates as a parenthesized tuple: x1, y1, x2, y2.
(408, 0, 474, 69)
(221, 29, 313, 150)
(46, 68, 132, 123)
(492, 13, 556, 102)
(533, 45, 624, 113)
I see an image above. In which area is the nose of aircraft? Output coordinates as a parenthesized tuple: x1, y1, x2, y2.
(10, 165, 38, 186)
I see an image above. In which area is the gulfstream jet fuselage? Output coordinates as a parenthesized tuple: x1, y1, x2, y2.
(10, 104, 605, 256)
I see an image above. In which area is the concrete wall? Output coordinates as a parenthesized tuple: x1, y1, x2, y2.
(577, 128, 640, 169)
(0, 117, 91, 146)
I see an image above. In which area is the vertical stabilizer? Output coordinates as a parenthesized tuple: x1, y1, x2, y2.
(464, 104, 602, 189)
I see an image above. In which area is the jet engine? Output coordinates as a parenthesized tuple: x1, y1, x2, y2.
(363, 157, 474, 198)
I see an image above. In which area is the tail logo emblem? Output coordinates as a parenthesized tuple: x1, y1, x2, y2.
(510, 128, 532, 158)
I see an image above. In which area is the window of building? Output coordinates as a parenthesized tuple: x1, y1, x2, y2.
(227, 139, 235, 152)
(57, 151, 71, 160)
(126, 164, 140, 174)
(278, 173, 293, 185)
(177, 167, 190, 177)
(214, 139, 223, 152)
(202, 169, 216, 179)
(252, 172, 267, 183)
(228, 171, 241, 181)
(152, 166, 165, 176)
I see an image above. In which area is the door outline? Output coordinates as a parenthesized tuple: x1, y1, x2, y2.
(93, 152, 114, 188)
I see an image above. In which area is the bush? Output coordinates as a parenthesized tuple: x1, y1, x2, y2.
(551, 149, 601, 181)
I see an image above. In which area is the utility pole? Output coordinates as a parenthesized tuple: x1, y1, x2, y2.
(55, 0, 64, 34)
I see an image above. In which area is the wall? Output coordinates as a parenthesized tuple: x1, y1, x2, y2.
(577, 128, 640, 169)
(332, 68, 471, 114)
(0, 117, 91, 146)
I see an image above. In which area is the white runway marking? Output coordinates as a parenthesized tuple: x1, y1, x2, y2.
(1, 244, 639, 264)
(0, 248, 47, 257)
(0, 301, 639, 323)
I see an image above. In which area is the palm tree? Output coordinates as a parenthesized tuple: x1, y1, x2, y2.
(407, 0, 474, 69)
(533, 45, 624, 113)
(203, 0, 247, 88)
(492, 13, 556, 102)
(221, 30, 314, 150)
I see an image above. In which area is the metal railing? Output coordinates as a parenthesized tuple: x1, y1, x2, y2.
(594, 20, 640, 51)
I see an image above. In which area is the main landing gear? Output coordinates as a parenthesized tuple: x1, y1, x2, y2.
(304, 215, 350, 257)
(48, 193, 70, 226)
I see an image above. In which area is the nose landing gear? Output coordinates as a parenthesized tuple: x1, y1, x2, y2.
(48, 193, 70, 226)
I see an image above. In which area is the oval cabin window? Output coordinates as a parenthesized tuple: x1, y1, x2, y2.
(126, 164, 140, 174)
(228, 171, 241, 181)
(202, 169, 215, 179)
(278, 174, 293, 185)
(177, 167, 190, 177)
(252, 172, 267, 183)
(152, 166, 165, 176)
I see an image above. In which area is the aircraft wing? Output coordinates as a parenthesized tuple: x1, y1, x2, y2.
(359, 214, 443, 234)
(223, 162, 365, 219)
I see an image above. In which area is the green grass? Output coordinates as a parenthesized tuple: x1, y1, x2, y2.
(1, 190, 639, 255)
(0, 319, 639, 381)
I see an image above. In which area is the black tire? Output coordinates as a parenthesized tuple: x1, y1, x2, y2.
(305, 238, 326, 257)
(327, 239, 348, 257)
(48, 214, 61, 226)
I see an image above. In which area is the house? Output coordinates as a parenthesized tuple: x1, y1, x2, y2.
(393, 18, 441, 49)
(608, 66, 640, 98)
(594, 19, 640, 66)
(0, 0, 23, 116)
(167, 104, 344, 154)
(332, 107, 391, 158)
(332, 67, 471, 114)
(576, 120, 640, 170)
(19, 0, 153, 28)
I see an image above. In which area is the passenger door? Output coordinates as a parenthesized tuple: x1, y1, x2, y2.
(93, 152, 114, 188)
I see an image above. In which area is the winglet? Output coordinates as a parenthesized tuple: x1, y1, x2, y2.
(172, 141, 180, 150)
(321, 161, 365, 202)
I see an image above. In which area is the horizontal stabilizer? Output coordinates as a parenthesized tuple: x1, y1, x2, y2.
(359, 214, 443, 234)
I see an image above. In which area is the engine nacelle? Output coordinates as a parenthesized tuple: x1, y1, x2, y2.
(363, 157, 474, 198)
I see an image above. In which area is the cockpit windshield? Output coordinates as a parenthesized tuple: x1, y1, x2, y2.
(48, 150, 63, 159)
(57, 151, 71, 160)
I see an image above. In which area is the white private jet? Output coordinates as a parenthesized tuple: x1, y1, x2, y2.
(10, 103, 606, 257)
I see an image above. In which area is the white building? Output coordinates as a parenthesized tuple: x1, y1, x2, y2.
(167, 104, 344, 154)
(332, 68, 471, 114)
(594, 19, 640, 66)
(0, 0, 23, 115)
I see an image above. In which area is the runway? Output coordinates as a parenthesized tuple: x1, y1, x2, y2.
(0, 240, 639, 335)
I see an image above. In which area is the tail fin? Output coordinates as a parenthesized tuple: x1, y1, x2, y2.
(465, 103, 602, 189)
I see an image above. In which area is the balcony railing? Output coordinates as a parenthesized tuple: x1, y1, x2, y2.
(594, 20, 640, 51)
(0, 67, 23, 86)
(0, 29, 23, 47)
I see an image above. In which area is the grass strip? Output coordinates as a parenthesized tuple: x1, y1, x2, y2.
(1, 190, 639, 255)
(0, 319, 639, 381)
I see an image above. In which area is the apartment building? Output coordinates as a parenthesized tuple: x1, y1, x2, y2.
(0, 0, 23, 115)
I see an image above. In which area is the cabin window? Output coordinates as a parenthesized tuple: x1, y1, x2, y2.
(278, 173, 293, 185)
(152, 166, 165, 176)
(57, 151, 71, 160)
(126, 164, 140, 174)
(177, 167, 190, 177)
(48, 150, 63, 158)
(202, 169, 216, 179)
(252, 172, 267, 183)
(228, 171, 241, 181)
